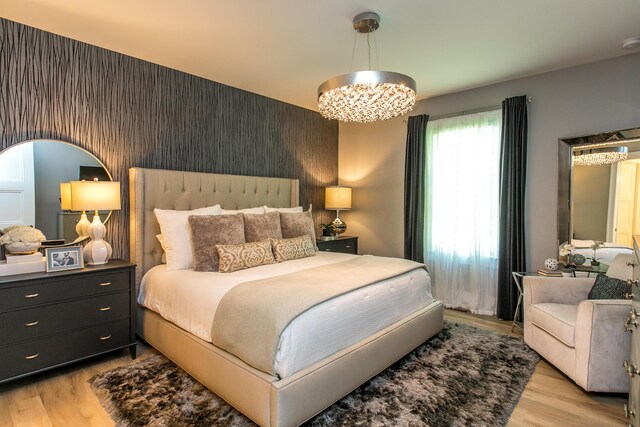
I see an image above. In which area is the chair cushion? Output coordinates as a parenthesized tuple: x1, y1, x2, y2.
(529, 303, 578, 348)
(588, 273, 630, 299)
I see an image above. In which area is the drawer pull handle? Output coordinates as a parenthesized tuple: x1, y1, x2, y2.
(99, 307, 111, 312)
(625, 404, 636, 419)
(100, 335, 112, 341)
(99, 282, 112, 287)
(345, 245, 351, 248)
(24, 293, 39, 299)
(624, 360, 640, 377)
(25, 353, 39, 360)
(25, 321, 39, 327)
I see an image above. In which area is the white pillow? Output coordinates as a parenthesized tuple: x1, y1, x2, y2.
(154, 205, 221, 271)
(219, 207, 265, 215)
(263, 206, 303, 213)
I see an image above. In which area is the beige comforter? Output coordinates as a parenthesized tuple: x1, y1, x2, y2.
(211, 255, 426, 375)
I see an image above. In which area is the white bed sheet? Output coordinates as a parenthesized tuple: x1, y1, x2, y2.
(138, 252, 433, 377)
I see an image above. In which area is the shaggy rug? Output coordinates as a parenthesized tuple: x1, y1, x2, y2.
(90, 321, 539, 426)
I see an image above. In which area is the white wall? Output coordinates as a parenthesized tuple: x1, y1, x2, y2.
(339, 52, 640, 269)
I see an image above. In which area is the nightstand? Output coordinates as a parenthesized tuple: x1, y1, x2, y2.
(317, 236, 358, 254)
(0, 259, 136, 383)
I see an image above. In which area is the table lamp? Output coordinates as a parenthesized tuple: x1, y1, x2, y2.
(70, 181, 121, 265)
(325, 186, 351, 235)
(60, 182, 90, 238)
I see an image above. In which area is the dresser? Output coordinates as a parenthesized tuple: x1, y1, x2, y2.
(316, 235, 358, 254)
(0, 260, 136, 383)
(627, 238, 640, 425)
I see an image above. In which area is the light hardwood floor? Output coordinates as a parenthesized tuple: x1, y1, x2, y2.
(0, 309, 628, 426)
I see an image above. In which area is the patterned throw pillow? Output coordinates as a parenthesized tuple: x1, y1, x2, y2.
(588, 273, 630, 299)
(279, 211, 317, 249)
(188, 214, 245, 272)
(243, 212, 282, 242)
(271, 235, 316, 262)
(216, 239, 275, 273)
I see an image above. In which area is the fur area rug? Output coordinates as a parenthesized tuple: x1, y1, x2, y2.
(90, 321, 539, 426)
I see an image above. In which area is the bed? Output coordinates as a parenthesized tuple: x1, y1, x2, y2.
(129, 167, 444, 427)
(569, 239, 633, 266)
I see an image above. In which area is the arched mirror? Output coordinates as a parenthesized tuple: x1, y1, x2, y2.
(0, 140, 112, 246)
(558, 126, 640, 264)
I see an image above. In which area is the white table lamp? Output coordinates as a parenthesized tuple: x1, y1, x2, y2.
(70, 181, 121, 265)
(325, 186, 352, 235)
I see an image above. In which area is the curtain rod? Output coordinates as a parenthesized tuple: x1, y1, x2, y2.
(403, 96, 532, 124)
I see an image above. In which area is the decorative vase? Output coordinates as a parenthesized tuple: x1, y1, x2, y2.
(591, 260, 600, 270)
(571, 253, 586, 266)
(4, 241, 41, 255)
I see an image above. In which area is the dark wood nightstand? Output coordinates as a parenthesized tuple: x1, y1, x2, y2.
(316, 236, 358, 254)
(0, 259, 136, 383)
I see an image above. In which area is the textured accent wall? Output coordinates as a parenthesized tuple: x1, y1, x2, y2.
(0, 18, 338, 260)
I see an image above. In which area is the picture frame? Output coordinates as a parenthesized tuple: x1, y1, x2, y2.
(45, 246, 84, 272)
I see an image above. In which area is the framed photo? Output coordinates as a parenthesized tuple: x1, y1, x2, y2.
(45, 246, 84, 272)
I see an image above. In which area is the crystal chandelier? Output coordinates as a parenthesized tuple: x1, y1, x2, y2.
(317, 12, 417, 123)
(572, 146, 628, 166)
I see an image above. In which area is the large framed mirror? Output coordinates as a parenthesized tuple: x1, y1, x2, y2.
(558, 126, 640, 264)
(0, 140, 112, 246)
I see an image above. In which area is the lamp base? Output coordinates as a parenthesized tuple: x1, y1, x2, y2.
(83, 213, 113, 265)
(83, 239, 112, 265)
(331, 217, 347, 235)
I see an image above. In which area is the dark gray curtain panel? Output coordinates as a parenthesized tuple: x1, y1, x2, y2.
(497, 96, 528, 320)
(404, 114, 429, 263)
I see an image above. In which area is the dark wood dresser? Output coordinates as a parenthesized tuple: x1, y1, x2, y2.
(0, 260, 136, 383)
(316, 235, 358, 254)
(627, 238, 640, 425)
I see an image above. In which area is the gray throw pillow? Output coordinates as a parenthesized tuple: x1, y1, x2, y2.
(243, 212, 282, 242)
(588, 273, 629, 299)
(279, 211, 317, 249)
(188, 214, 245, 272)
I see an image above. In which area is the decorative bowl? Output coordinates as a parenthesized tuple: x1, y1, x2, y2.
(4, 241, 41, 255)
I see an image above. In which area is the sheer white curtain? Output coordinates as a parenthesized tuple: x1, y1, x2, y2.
(424, 109, 502, 315)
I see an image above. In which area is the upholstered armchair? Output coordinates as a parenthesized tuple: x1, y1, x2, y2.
(523, 254, 633, 392)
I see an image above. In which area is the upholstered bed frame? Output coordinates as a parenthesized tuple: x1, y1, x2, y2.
(129, 167, 444, 427)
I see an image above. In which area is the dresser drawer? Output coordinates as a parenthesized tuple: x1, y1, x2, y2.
(0, 318, 131, 381)
(317, 238, 358, 254)
(0, 291, 130, 344)
(0, 271, 129, 311)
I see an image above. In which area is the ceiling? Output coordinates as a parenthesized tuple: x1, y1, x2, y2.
(2, 0, 640, 111)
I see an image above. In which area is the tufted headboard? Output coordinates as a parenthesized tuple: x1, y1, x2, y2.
(129, 167, 299, 285)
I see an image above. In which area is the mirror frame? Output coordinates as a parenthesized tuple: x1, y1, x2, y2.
(0, 139, 113, 246)
(557, 126, 640, 247)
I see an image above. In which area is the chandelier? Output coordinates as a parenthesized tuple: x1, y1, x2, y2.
(317, 12, 417, 123)
(572, 146, 628, 166)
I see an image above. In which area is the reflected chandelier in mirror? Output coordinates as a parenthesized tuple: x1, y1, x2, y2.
(0, 140, 112, 247)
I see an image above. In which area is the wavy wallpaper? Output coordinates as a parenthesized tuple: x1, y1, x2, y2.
(0, 18, 338, 260)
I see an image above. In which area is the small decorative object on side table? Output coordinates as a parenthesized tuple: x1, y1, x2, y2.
(0, 259, 136, 384)
(316, 235, 358, 254)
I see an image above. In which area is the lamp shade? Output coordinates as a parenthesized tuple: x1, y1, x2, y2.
(60, 182, 72, 210)
(325, 186, 352, 210)
(70, 181, 121, 211)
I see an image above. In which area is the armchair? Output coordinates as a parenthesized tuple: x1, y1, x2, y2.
(523, 254, 633, 392)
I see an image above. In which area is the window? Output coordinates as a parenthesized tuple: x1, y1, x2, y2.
(424, 109, 502, 314)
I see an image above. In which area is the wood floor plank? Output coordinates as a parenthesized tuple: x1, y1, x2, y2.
(0, 310, 628, 426)
(8, 396, 51, 427)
